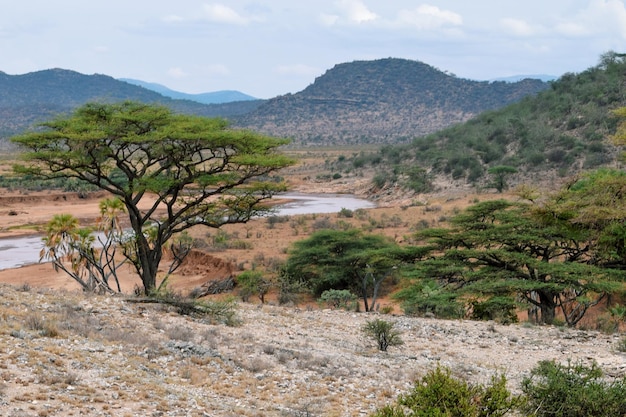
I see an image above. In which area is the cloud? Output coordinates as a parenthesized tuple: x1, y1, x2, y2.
(336, 0, 378, 24)
(202, 3, 253, 25)
(499, 18, 537, 37)
(555, 0, 626, 38)
(396, 5, 462, 30)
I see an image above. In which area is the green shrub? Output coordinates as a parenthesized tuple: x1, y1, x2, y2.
(471, 296, 518, 324)
(319, 289, 357, 309)
(371, 366, 521, 416)
(362, 319, 403, 352)
(338, 207, 354, 218)
(521, 359, 626, 417)
(237, 270, 271, 304)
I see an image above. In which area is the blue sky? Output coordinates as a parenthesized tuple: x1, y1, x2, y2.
(1, 1, 625, 98)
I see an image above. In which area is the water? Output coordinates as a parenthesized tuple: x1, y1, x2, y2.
(0, 193, 375, 270)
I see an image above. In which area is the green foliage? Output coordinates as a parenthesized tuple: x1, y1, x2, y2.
(40, 210, 127, 294)
(362, 319, 403, 352)
(487, 166, 517, 193)
(236, 270, 271, 303)
(521, 360, 626, 417)
(471, 296, 518, 324)
(319, 289, 357, 309)
(366, 52, 626, 186)
(371, 366, 521, 416)
(12, 101, 295, 294)
(337, 207, 354, 218)
(400, 191, 624, 326)
(284, 229, 423, 312)
(395, 279, 465, 319)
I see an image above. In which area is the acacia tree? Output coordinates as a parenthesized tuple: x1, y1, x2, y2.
(285, 229, 425, 312)
(410, 199, 622, 325)
(487, 165, 517, 193)
(13, 101, 295, 294)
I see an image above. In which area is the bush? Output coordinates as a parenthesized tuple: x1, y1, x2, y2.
(471, 296, 518, 324)
(236, 270, 271, 304)
(371, 366, 521, 416)
(362, 319, 403, 352)
(521, 359, 626, 417)
(319, 289, 357, 309)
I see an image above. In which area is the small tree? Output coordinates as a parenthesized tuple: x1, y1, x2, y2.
(13, 101, 295, 294)
(285, 229, 426, 312)
(236, 270, 271, 304)
(40, 201, 129, 293)
(487, 165, 517, 193)
(362, 318, 403, 352)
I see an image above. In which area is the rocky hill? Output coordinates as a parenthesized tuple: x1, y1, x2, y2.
(235, 58, 549, 145)
(0, 60, 547, 149)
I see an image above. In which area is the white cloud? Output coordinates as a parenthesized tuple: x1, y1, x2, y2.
(202, 3, 250, 25)
(396, 5, 462, 30)
(554, 0, 626, 38)
(500, 18, 537, 37)
(336, 0, 378, 24)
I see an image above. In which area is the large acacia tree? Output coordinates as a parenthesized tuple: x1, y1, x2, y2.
(12, 101, 295, 294)
(408, 198, 623, 326)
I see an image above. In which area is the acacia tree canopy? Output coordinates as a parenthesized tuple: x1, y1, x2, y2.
(12, 101, 296, 294)
(284, 229, 427, 312)
(408, 197, 623, 325)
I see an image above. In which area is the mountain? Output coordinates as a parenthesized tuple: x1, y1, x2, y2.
(0, 69, 264, 146)
(0, 60, 549, 149)
(234, 58, 549, 145)
(119, 78, 257, 104)
(359, 52, 626, 189)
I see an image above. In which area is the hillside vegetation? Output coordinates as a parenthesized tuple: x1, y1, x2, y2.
(360, 52, 626, 192)
(236, 58, 548, 145)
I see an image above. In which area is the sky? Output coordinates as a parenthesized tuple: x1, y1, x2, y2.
(1, 1, 625, 99)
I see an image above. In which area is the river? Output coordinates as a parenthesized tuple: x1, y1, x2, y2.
(0, 193, 375, 270)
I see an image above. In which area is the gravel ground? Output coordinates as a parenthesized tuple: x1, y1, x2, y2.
(1, 283, 625, 417)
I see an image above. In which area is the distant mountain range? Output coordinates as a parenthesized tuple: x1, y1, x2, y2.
(0, 59, 550, 148)
(118, 78, 257, 104)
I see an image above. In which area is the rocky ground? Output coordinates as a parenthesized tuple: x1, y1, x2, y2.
(1, 283, 625, 417)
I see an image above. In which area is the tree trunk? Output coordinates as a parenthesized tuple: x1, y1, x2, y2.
(361, 274, 370, 312)
(538, 291, 557, 325)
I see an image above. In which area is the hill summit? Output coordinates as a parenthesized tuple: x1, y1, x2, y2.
(235, 58, 549, 145)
